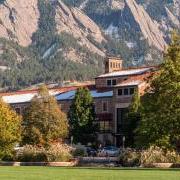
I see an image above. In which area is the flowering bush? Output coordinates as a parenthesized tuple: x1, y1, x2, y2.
(119, 148, 140, 167)
(16, 143, 72, 162)
(46, 143, 72, 162)
(140, 146, 180, 165)
(119, 146, 180, 167)
(72, 148, 86, 157)
(16, 145, 47, 162)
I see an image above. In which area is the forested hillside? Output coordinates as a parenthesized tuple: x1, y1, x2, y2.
(0, 0, 104, 90)
(0, 0, 179, 90)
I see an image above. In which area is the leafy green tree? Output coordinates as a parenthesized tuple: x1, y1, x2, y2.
(68, 87, 98, 145)
(22, 85, 68, 147)
(0, 98, 21, 160)
(136, 33, 180, 149)
(125, 90, 141, 147)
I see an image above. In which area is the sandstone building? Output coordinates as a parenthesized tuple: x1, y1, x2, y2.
(1, 57, 156, 146)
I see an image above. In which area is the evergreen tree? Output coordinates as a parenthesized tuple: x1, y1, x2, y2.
(125, 90, 141, 147)
(68, 87, 98, 145)
(0, 98, 21, 160)
(22, 85, 68, 147)
(136, 33, 180, 149)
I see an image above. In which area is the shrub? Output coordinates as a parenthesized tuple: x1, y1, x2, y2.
(46, 143, 72, 162)
(119, 148, 140, 167)
(16, 143, 72, 162)
(16, 145, 47, 162)
(166, 150, 180, 163)
(1, 153, 14, 161)
(119, 146, 180, 167)
(73, 148, 86, 157)
(140, 146, 180, 165)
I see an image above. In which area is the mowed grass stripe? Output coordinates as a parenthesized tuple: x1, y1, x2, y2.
(0, 167, 179, 180)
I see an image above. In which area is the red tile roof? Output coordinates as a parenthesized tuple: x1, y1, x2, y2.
(0, 84, 95, 97)
(115, 72, 152, 87)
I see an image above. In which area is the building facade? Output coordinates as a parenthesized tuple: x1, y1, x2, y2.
(1, 57, 156, 147)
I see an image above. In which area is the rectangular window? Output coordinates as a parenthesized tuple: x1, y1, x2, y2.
(100, 121, 105, 131)
(104, 121, 110, 131)
(113, 63, 115, 68)
(102, 102, 108, 112)
(116, 108, 129, 134)
(107, 80, 112, 86)
(107, 79, 117, 86)
(124, 88, 129, 95)
(130, 88, 135, 95)
(99, 121, 111, 132)
(110, 62, 113, 68)
(118, 89, 123, 96)
(112, 79, 117, 86)
(15, 108, 21, 114)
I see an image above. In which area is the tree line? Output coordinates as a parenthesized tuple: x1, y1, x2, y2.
(0, 33, 179, 160)
(0, 85, 97, 160)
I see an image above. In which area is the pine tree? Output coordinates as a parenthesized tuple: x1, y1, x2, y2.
(22, 85, 68, 147)
(136, 33, 180, 149)
(68, 87, 98, 145)
(0, 98, 21, 160)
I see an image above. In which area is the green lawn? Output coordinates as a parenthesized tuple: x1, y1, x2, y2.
(0, 167, 179, 180)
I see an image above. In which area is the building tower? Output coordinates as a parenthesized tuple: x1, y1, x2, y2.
(104, 57, 123, 73)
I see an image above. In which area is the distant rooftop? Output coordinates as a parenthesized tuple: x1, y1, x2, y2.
(97, 67, 153, 78)
(1, 85, 94, 104)
(56, 90, 113, 101)
(114, 71, 152, 87)
(115, 80, 142, 87)
(2, 89, 66, 104)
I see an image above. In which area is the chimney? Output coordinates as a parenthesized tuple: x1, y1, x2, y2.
(105, 57, 123, 73)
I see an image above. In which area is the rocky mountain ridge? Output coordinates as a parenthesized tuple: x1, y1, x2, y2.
(0, 0, 39, 46)
(0, 0, 106, 57)
(55, 0, 106, 57)
(0, 0, 179, 89)
(0, 0, 179, 59)
(125, 0, 167, 51)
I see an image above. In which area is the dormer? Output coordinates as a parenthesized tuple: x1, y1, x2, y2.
(105, 57, 123, 73)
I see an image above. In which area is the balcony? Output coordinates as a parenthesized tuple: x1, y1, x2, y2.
(96, 113, 113, 121)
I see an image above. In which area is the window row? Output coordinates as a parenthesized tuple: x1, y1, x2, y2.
(107, 79, 117, 86)
(117, 87, 135, 96)
(14, 106, 28, 115)
(110, 62, 121, 69)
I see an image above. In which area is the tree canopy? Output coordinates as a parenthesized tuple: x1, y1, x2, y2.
(125, 90, 141, 147)
(136, 33, 180, 149)
(68, 87, 98, 145)
(22, 85, 68, 147)
(0, 98, 21, 160)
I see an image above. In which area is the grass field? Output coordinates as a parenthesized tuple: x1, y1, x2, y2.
(0, 167, 179, 180)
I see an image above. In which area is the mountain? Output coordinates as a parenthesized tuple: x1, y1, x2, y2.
(0, 0, 179, 90)
(78, 0, 179, 63)
(0, 0, 39, 46)
(0, 0, 105, 58)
